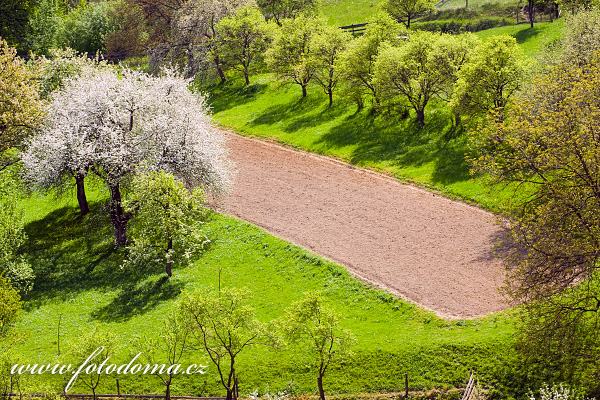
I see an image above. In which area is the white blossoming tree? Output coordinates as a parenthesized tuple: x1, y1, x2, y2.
(22, 68, 233, 246)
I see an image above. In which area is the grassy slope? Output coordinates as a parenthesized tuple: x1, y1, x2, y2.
(208, 21, 564, 211)
(13, 187, 516, 397)
(321, 0, 379, 26)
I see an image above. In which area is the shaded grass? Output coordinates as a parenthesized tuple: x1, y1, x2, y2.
(474, 20, 564, 57)
(11, 191, 519, 397)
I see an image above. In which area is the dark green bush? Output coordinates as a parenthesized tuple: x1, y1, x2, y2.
(413, 17, 512, 33)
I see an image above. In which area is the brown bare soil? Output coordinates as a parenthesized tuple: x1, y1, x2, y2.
(215, 132, 508, 319)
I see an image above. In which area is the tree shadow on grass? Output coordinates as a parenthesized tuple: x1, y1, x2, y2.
(91, 276, 185, 322)
(20, 201, 175, 313)
(249, 94, 327, 128)
(513, 26, 543, 44)
(315, 106, 473, 185)
(208, 82, 269, 114)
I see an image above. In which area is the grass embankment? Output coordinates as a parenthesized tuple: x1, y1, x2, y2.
(12, 186, 516, 397)
(208, 22, 563, 211)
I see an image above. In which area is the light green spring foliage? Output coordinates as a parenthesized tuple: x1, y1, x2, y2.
(380, 0, 436, 28)
(279, 291, 355, 379)
(136, 310, 195, 392)
(59, 0, 117, 54)
(0, 176, 34, 294)
(33, 47, 112, 100)
(0, 39, 44, 155)
(450, 35, 526, 121)
(67, 324, 120, 396)
(26, 0, 63, 56)
(266, 14, 326, 96)
(550, 7, 600, 67)
(123, 171, 209, 274)
(373, 31, 471, 125)
(336, 11, 404, 106)
(216, 6, 275, 85)
(257, 0, 321, 26)
(180, 286, 268, 398)
(0, 277, 21, 337)
(469, 55, 600, 390)
(309, 24, 352, 105)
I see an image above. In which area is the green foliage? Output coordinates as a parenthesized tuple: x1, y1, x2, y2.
(217, 6, 275, 85)
(0, 39, 44, 157)
(547, 7, 600, 66)
(266, 15, 326, 97)
(310, 24, 352, 105)
(0, 177, 34, 294)
(136, 310, 195, 399)
(34, 47, 111, 99)
(180, 286, 269, 400)
(278, 291, 355, 400)
(26, 0, 63, 56)
(67, 324, 120, 398)
(381, 0, 436, 28)
(0, 277, 21, 337)
(59, 1, 118, 54)
(336, 12, 404, 108)
(413, 18, 510, 33)
(450, 34, 525, 121)
(373, 31, 475, 126)
(469, 53, 600, 395)
(123, 172, 210, 277)
(257, 0, 321, 26)
(0, 0, 36, 51)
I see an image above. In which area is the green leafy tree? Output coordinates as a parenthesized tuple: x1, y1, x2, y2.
(26, 0, 63, 56)
(216, 6, 273, 85)
(0, 277, 21, 337)
(373, 31, 460, 126)
(266, 15, 324, 97)
(0, 0, 36, 50)
(137, 311, 197, 400)
(257, 0, 320, 26)
(0, 39, 44, 166)
(123, 172, 210, 277)
(279, 292, 354, 400)
(310, 24, 351, 106)
(180, 287, 269, 400)
(469, 54, 600, 392)
(336, 12, 403, 108)
(0, 278, 23, 399)
(381, 0, 435, 28)
(67, 325, 119, 400)
(0, 176, 34, 294)
(59, 1, 118, 54)
(450, 35, 525, 122)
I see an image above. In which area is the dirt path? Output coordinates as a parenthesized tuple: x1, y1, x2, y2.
(216, 132, 508, 318)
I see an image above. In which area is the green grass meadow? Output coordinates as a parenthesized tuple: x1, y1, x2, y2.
(5, 13, 568, 400)
(12, 186, 518, 397)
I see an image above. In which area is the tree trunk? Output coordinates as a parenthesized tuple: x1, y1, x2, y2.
(75, 172, 89, 216)
(528, 0, 534, 27)
(317, 376, 326, 400)
(165, 380, 171, 400)
(328, 90, 333, 107)
(166, 238, 173, 277)
(109, 184, 128, 247)
(416, 109, 425, 126)
(214, 54, 226, 83)
(454, 113, 461, 127)
(244, 70, 250, 85)
(302, 85, 307, 97)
